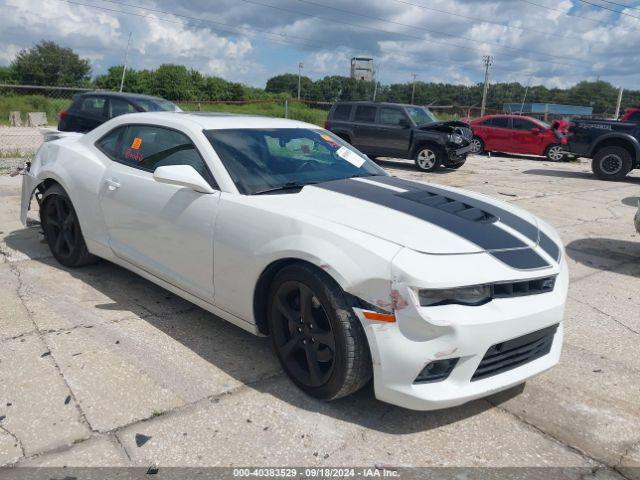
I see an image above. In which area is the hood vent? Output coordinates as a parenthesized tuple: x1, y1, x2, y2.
(398, 191, 498, 224)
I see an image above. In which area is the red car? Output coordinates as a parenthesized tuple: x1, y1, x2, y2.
(620, 107, 640, 123)
(468, 114, 568, 161)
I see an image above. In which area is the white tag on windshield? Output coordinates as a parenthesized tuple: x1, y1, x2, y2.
(337, 146, 365, 168)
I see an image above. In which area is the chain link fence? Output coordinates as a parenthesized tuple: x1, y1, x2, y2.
(0, 83, 609, 168)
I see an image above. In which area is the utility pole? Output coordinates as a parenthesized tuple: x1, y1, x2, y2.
(410, 73, 417, 104)
(372, 69, 378, 101)
(480, 55, 493, 117)
(119, 32, 132, 93)
(615, 86, 624, 119)
(297, 62, 303, 101)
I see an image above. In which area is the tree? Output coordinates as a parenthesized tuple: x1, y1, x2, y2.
(11, 41, 91, 86)
(0, 66, 15, 84)
(266, 73, 313, 98)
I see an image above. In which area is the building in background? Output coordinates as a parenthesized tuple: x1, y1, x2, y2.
(350, 57, 374, 82)
(503, 102, 593, 121)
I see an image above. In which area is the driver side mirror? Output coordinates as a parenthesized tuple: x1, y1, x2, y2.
(530, 127, 541, 134)
(398, 117, 410, 128)
(153, 165, 215, 194)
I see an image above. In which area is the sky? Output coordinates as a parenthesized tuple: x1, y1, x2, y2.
(1, 0, 640, 89)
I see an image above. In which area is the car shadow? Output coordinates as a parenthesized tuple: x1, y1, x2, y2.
(566, 237, 640, 277)
(523, 169, 640, 184)
(4, 226, 521, 435)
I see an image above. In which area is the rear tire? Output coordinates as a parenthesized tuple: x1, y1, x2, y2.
(414, 145, 443, 172)
(267, 263, 372, 400)
(545, 144, 567, 162)
(470, 137, 484, 155)
(591, 146, 633, 181)
(40, 185, 97, 268)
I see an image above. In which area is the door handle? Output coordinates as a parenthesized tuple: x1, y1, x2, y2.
(105, 178, 120, 191)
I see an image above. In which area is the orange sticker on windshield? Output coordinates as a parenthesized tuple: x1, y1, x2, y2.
(320, 133, 340, 147)
(131, 137, 142, 150)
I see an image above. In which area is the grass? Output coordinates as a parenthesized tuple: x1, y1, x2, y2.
(0, 95, 71, 126)
(179, 101, 329, 126)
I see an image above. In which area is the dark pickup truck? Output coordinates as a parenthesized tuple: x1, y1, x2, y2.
(564, 114, 640, 180)
(325, 101, 473, 172)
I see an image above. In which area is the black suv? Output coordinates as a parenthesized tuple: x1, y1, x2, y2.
(325, 101, 473, 172)
(58, 92, 180, 133)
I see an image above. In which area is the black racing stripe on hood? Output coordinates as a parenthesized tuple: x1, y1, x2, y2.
(316, 177, 551, 270)
(372, 176, 561, 261)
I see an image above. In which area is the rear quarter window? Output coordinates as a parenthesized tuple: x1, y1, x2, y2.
(354, 106, 377, 123)
(332, 105, 352, 121)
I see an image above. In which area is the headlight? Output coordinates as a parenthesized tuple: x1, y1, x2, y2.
(448, 133, 464, 145)
(418, 285, 491, 307)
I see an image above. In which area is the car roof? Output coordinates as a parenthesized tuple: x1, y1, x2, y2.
(334, 101, 423, 108)
(474, 114, 543, 123)
(110, 111, 319, 130)
(73, 91, 173, 103)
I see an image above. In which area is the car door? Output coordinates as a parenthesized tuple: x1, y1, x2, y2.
(483, 117, 511, 152)
(374, 107, 412, 158)
(96, 124, 221, 302)
(351, 105, 379, 155)
(71, 95, 109, 132)
(511, 117, 546, 155)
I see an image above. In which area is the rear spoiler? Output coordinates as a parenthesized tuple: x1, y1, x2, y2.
(39, 128, 84, 143)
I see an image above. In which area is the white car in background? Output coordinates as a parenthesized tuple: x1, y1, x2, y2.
(20, 112, 568, 411)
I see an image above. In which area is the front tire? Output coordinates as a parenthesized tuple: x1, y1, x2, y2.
(414, 145, 442, 172)
(267, 263, 372, 400)
(40, 185, 96, 268)
(592, 146, 633, 181)
(545, 144, 566, 162)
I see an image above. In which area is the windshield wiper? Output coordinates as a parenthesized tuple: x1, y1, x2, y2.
(253, 181, 317, 195)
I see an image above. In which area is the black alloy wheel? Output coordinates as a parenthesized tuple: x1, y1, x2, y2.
(41, 186, 96, 267)
(271, 280, 336, 388)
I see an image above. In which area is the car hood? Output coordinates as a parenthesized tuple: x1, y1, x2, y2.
(268, 176, 561, 270)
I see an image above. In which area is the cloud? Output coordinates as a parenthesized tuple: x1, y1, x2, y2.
(0, 0, 639, 88)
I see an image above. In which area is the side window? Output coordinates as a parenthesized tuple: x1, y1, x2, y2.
(109, 98, 137, 118)
(489, 117, 509, 129)
(114, 125, 217, 188)
(95, 126, 125, 159)
(79, 96, 107, 118)
(627, 111, 640, 123)
(332, 105, 352, 121)
(512, 118, 535, 130)
(354, 106, 377, 123)
(379, 108, 406, 126)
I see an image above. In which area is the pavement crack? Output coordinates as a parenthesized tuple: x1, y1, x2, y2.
(487, 398, 611, 471)
(6, 260, 96, 434)
(112, 432, 132, 462)
(571, 296, 640, 336)
(0, 424, 26, 460)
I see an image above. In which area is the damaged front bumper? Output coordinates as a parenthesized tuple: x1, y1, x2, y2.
(20, 165, 39, 226)
(356, 247, 568, 411)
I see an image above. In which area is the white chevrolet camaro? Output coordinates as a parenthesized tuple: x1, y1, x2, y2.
(20, 112, 568, 411)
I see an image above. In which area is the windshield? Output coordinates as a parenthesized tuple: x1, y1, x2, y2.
(406, 106, 438, 125)
(136, 98, 181, 112)
(204, 128, 387, 195)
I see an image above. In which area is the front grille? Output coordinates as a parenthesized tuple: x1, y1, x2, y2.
(471, 324, 558, 381)
(493, 276, 556, 299)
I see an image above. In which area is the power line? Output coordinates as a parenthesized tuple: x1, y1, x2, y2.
(54, 0, 333, 51)
(519, 0, 624, 26)
(593, 0, 640, 11)
(288, 0, 587, 66)
(382, 0, 588, 44)
(575, 0, 640, 19)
